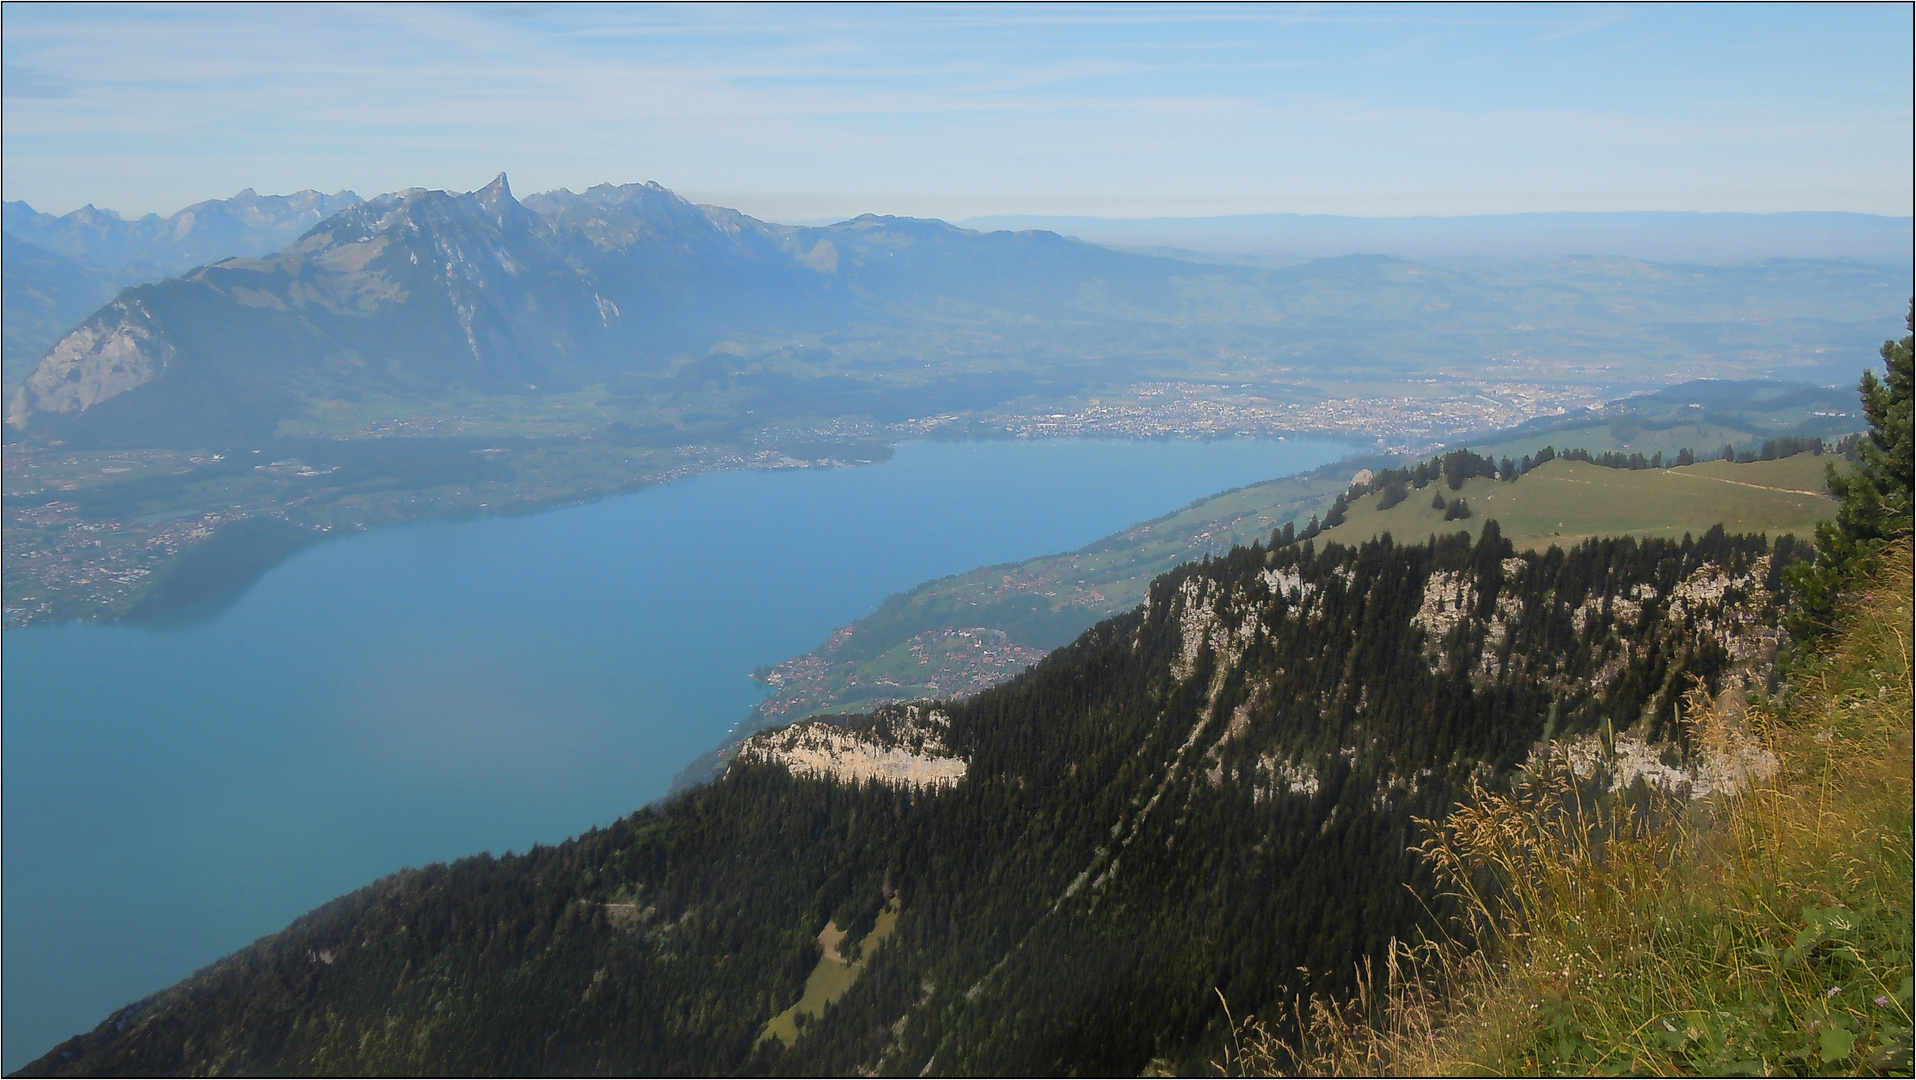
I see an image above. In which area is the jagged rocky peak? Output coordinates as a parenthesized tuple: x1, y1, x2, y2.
(334, 174, 537, 240)
(468, 172, 535, 232)
(189, 187, 363, 231)
(579, 180, 682, 210)
(304, 176, 534, 251)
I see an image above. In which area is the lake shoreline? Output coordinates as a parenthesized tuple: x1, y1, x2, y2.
(2, 435, 1355, 1072)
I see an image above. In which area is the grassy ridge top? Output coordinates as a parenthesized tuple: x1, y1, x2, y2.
(1318, 454, 1839, 554)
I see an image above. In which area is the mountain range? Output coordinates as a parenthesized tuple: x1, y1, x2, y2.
(2, 190, 362, 391)
(3, 189, 364, 281)
(6, 176, 1909, 448)
(5, 174, 1245, 444)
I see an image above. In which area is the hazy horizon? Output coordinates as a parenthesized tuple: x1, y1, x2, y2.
(10, 181, 1906, 269)
(11, 187, 1913, 229)
(5, 4, 1909, 221)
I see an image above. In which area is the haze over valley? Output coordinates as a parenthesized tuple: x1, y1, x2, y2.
(3, 175, 1906, 629)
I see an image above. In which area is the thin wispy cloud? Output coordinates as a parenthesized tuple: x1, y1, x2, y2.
(2, 2, 1907, 220)
(1533, 10, 1630, 46)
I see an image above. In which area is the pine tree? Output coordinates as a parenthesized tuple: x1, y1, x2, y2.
(1787, 301, 1914, 639)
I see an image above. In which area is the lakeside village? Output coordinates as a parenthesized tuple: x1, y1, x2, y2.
(906, 377, 1601, 452)
(1, 376, 1590, 627)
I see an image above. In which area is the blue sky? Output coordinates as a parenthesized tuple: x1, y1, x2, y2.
(3, 2, 1910, 221)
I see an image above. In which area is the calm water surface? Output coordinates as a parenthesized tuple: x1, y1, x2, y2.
(2, 436, 1349, 1069)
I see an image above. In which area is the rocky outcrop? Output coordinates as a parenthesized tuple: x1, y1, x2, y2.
(7, 298, 171, 423)
(736, 704, 967, 790)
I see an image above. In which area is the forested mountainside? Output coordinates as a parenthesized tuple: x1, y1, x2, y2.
(22, 523, 1803, 1077)
(668, 447, 1838, 796)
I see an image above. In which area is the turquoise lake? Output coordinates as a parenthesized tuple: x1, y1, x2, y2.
(1, 436, 1350, 1069)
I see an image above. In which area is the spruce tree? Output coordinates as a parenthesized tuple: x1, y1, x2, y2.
(1787, 302, 1914, 639)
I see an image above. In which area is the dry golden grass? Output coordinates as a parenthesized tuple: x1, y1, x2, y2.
(1219, 542, 1913, 1077)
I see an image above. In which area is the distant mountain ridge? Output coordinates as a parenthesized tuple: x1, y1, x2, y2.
(961, 210, 1916, 265)
(2, 188, 364, 393)
(3, 188, 364, 278)
(2, 233, 124, 390)
(0, 173, 1319, 444)
(7, 175, 1909, 448)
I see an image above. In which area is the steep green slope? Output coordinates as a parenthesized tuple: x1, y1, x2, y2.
(20, 524, 1802, 1077)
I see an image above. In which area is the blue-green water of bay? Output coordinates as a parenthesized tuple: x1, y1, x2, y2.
(1, 436, 1350, 1069)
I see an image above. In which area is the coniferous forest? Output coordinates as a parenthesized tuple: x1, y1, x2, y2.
(22, 521, 1802, 1077)
(7, 9, 1909, 1074)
